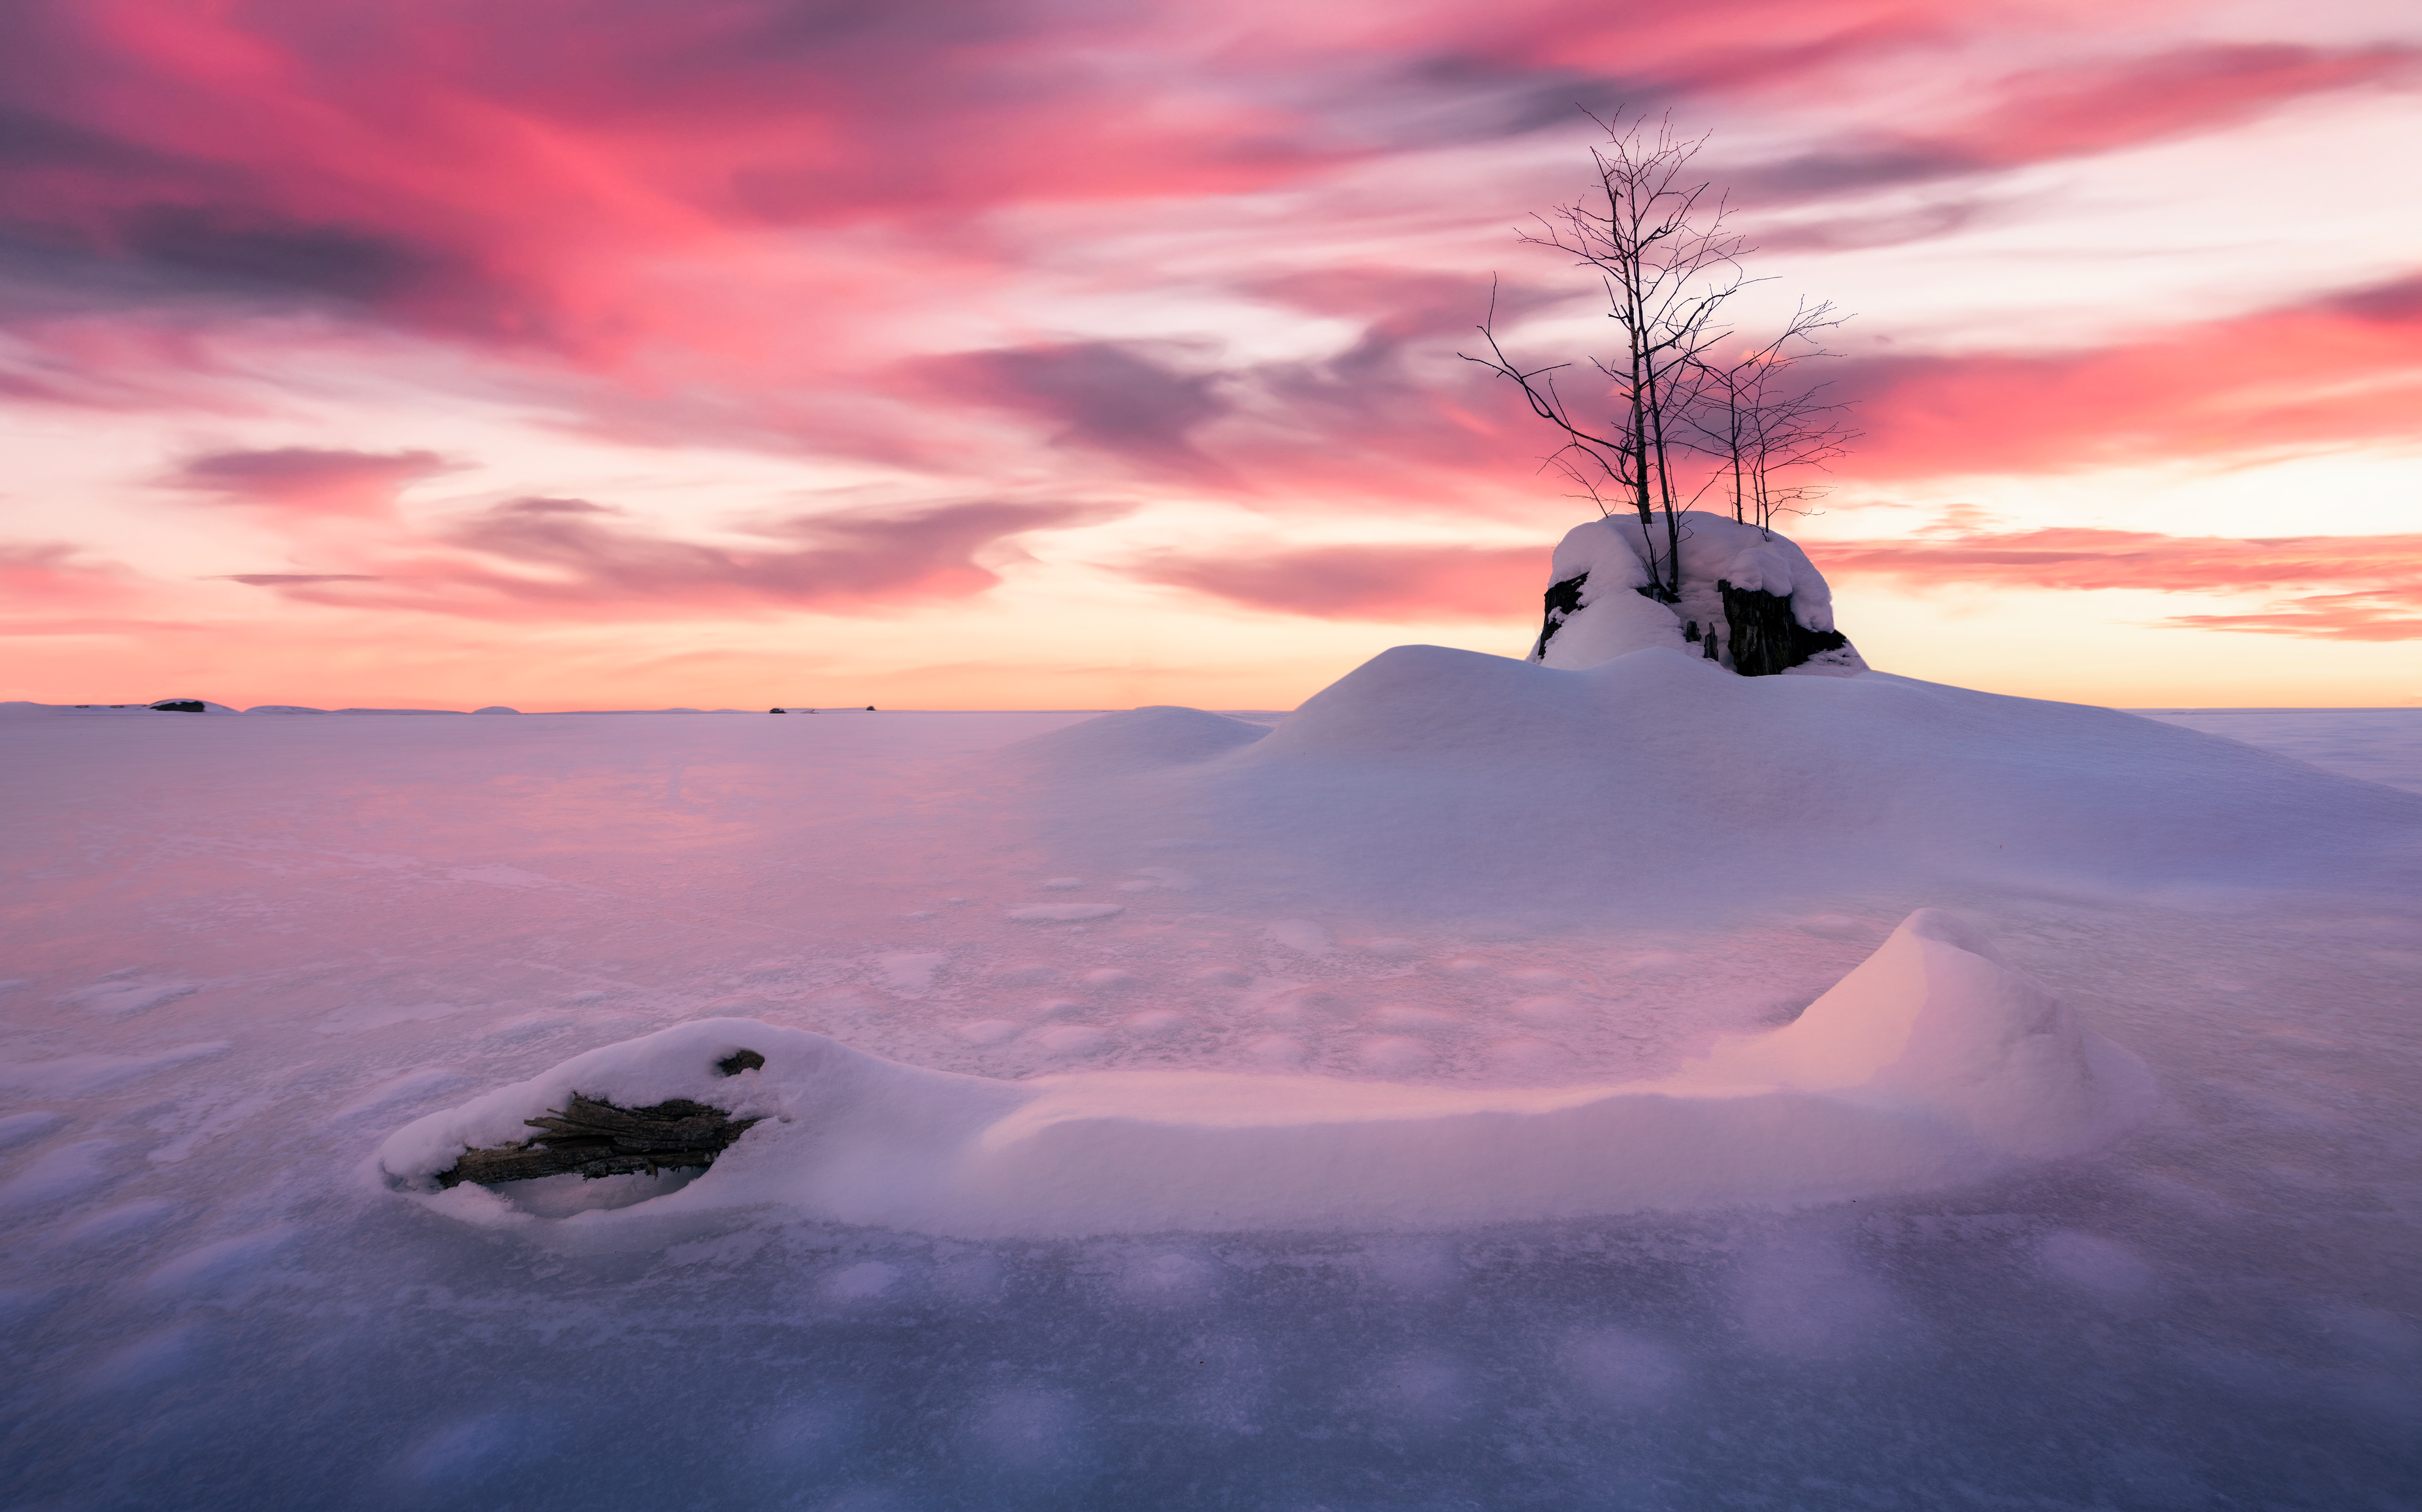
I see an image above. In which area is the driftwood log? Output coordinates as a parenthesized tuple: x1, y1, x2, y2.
(435, 1049, 766, 1188)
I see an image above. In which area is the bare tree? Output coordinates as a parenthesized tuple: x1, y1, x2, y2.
(1683, 299, 1860, 537)
(1461, 112, 1751, 603)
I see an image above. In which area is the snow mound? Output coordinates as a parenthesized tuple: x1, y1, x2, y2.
(1082, 644, 2422, 909)
(379, 911, 2149, 1239)
(1003, 704, 1269, 776)
(1534, 512, 1862, 674)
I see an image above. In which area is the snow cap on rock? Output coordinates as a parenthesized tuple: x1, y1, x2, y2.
(1533, 512, 1860, 675)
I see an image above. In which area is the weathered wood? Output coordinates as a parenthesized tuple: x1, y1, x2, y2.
(435, 1092, 762, 1188)
(1532, 572, 1590, 659)
(1718, 578, 1850, 677)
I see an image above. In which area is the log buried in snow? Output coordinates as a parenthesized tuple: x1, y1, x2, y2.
(434, 1049, 765, 1188)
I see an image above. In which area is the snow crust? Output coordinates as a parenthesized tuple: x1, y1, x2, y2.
(1534, 512, 1861, 673)
(381, 911, 2149, 1237)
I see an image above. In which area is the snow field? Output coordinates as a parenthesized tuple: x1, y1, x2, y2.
(2, 666, 2420, 1508)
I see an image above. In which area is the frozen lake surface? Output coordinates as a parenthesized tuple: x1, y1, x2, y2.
(2134, 707, 2422, 795)
(3, 668, 2419, 1510)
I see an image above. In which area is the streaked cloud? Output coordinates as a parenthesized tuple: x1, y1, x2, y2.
(1820, 527, 2422, 641)
(168, 448, 455, 516)
(224, 496, 1131, 619)
(1138, 544, 1544, 621)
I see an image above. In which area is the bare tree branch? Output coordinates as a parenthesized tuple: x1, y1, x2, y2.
(1461, 110, 1774, 599)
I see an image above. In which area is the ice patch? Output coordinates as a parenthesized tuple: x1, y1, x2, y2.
(395, 1415, 522, 1484)
(1245, 1034, 1306, 1067)
(1367, 1006, 1461, 1035)
(874, 952, 946, 994)
(967, 1390, 1082, 1467)
(447, 864, 553, 888)
(315, 1000, 479, 1035)
(1007, 904, 1122, 923)
(1031, 1026, 1108, 1057)
(2041, 1230, 2156, 1295)
(1509, 996, 1580, 1025)
(1358, 1037, 1433, 1074)
(1732, 1235, 1905, 1360)
(335, 1069, 476, 1119)
(1489, 1039, 1567, 1074)
(1561, 1328, 1687, 1407)
(0, 1042, 232, 1097)
(1268, 920, 1332, 956)
(81, 1328, 197, 1393)
(0, 1139, 116, 1210)
(55, 1200, 180, 1248)
(381, 911, 2153, 1238)
(59, 974, 198, 1017)
(1117, 1248, 1220, 1306)
(0, 1111, 66, 1149)
(144, 1225, 296, 1296)
(824, 1261, 899, 1301)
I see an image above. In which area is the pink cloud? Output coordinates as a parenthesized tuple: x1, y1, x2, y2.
(1948, 42, 2419, 166)
(168, 447, 454, 516)
(225, 496, 1131, 620)
(1742, 42, 2422, 203)
(2, 540, 121, 597)
(0, 542, 205, 638)
(1832, 276, 2422, 479)
(1816, 526, 2422, 640)
(1138, 543, 1545, 621)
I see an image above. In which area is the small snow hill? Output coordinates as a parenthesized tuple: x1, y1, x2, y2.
(1011, 645, 2422, 916)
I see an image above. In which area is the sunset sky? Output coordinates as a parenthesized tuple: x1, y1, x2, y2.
(3, 0, 2417, 711)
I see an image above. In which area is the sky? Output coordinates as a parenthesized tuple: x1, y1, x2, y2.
(2, 0, 2417, 711)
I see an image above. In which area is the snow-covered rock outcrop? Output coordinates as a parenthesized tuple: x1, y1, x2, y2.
(1532, 512, 1865, 677)
(379, 910, 2150, 1239)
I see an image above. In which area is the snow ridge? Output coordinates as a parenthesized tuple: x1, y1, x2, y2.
(380, 911, 2150, 1239)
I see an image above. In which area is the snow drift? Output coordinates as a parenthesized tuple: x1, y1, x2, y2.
(381, 910, 2150, 1238)
(1021, 645, 2422, 912)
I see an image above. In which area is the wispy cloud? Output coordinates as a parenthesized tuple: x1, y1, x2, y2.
(1136, 543, 1544, 621)
(225, 496, 1131, 619)
(1831, 275, 2422, 478)
(1818, 526, 2422, 640)
(167, 448, 455, 516)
